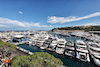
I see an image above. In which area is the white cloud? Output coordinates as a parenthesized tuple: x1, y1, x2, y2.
(49, 25, 52, 27)
(0, 17, 52, 29)
(83, 23, 98, 26)
(0, 24, 8, 27)
(76, 22, 100, 26)
(0, 17, 25, 27)
(18, 11, 23, 14)
(47, 12, 100, 24)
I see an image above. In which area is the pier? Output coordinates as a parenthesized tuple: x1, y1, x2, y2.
(16, 47, 33, 55)
(13, 41, 29, 45)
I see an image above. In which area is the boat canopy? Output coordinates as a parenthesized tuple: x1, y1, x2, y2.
(14, 35, 24, 38)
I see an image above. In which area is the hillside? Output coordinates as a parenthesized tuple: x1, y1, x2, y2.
(50, 26, 100, 32)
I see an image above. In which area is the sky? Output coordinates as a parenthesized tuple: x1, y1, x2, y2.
(0, 0, 100, 31)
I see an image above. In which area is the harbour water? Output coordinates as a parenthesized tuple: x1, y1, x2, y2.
(17, 34, 97, 67)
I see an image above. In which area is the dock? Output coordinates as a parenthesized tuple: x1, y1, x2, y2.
(13, 41, 29, 45)
(16, 47, 33, 55)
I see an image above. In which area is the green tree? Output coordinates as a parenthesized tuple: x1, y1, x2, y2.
(50, 26, 100, 32)
(0, 40, 16, 51)
(11, 52, 64, 67)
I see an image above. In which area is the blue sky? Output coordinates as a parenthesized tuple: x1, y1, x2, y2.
(0, 0, 100, 31)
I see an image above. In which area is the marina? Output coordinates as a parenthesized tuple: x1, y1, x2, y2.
(0, 31, 100, 67)
(17, 44, 96, 67)
(0, 0, 100, 67)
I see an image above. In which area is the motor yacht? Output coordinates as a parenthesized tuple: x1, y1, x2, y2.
(48, 37, 59, 51)
(61, 33, 70, 37)
(75, 40, 90, 62)
(12, 35, 28, 43)
(36, 36, 49, 47)
(87, 41, 100, 66)
(55, 38, 66, 54)
(36, 39, 45, 47)
(65, 40, 75, 57)
(31, 37, 38, 46)
(40, 37, 53, 49)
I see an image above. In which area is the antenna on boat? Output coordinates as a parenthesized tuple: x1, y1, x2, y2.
(83, 37, 86, 41)
(93, 39, 96, 44)
(70, 35, 71, 41)
(80, 36, 81, 40)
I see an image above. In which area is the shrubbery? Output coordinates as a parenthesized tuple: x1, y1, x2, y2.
(11, 52, 64, 67)
(0, 40, 16, 51)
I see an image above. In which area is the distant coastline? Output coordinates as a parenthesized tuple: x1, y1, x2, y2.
(0, 30, 49, 32)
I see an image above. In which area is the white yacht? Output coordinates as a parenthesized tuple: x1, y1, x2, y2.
(87, 41, 100, 66)
(29, 38, 37, 46)
(12, 35, 28, 43)
(36, 36, 49, 47)
(62, 33, 70, 37)
(36, 39, 45, 47)
(55, 38, 66, 54)
(75, 40, 90, 62)
(31, 37, 38, 46)
(65, 40, 75, 57)
(27, 41, 32, 45)
(31, 41, 36, 46)
(48, 38, 59, 51)
(40, 37, 53, 49)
